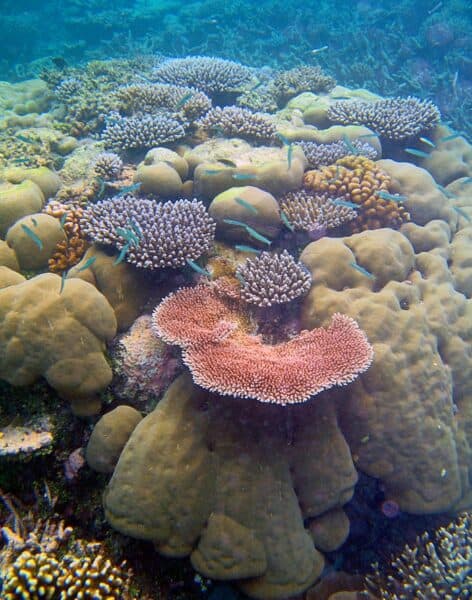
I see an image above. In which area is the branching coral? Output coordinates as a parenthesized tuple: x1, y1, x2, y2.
(235, 250, 311, 307)
(364, 513, 472, 599)
(297, 139, 379, 169)
(327, 97, 441, 142)
(304, 156, 410, 233)
(152, 283, 373, 404)
(279, 189, 357, 233)
(196, 106, 277, 143)
(44, 200, 89, 273)
(90, 151, 124, 180)
(80, 197, 215, 269)
(153, 56, 252, 96)
(102, 111, 186, 151)
(273, 66, 336, 104)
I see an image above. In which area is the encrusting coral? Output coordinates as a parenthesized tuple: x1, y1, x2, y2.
(304, 155, 410, 233)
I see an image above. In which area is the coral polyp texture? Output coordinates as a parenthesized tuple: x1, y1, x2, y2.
(235, 250, 311, 307)
(153, 56, 252, 96)
(279, 189, 357, 232)
(102, 111, 185, 151)
(152, 283, 373, 403)
(327, 97, 441, 142)
(114, 82, 212, 122)
(364, 512, 472, 599)
(304, 155, 410, 232)
(90, 151, 124, 180)
(196, 106, 277, 143)
(44, 200, 89, 273)
(297, 139, 379, 169)
(273, 66, 336, 103)
(80, 197, 216, 269)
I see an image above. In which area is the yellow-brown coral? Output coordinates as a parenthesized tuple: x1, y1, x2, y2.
(44, 200, 89, 273)
(303, 155, 410, 233)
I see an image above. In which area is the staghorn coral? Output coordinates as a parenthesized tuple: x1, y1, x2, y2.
(273, 66, 336, 104)
(1, 517, 135, 599)
(363, 513, 472, 599)
(152, 283, 373, 404)
(102, 111, 185, 151)
(114, 82, 212, 122)
(90, 151, 124, 180)
(327, 97, 440, 142)
(196, 106, 277, 143)
(44, 200, 89, 273)
(304, 155, 410, 233)
(153, 56, 252, 96)
(279, 189, 357, 233)
(297, 139, 379, 169)
(80, 197, 215, 270)
(236, 250, 311, 307)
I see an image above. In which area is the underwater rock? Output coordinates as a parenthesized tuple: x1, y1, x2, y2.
(3, 166, 61, 200)
(0, 180, 44, 237)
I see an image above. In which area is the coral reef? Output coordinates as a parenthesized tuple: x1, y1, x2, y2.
(273, 66, 336, 104)
(235, 250, 311, 307)
(80, 197, 215, 270)
(152, 283, 373, 403)
(102, 111, 185, 151)
(153, 56, 252, 97)
(364, 512, 471, 599)
(44, 200, 89, 273)
(196, 106, 277, 143)
(327, 97, 441, 142)
(304, 156, 410, 233)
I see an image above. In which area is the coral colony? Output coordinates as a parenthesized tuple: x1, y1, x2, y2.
(0, 28, 471, 600)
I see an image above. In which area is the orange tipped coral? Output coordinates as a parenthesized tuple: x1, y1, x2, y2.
(44, 200, 89, 273)
(304, 155, 410, 233)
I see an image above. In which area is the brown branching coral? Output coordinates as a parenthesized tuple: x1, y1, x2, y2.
(363, 513, 472, 599)
(273, 66, 336, 104)
(44, 200, 89, 273)
(304, 155, 410, 233)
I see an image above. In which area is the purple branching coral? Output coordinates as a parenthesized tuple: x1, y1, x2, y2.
(102, 111, 185, 151)
(90, 151, 123, 180)
(153, 56, 252, 96)
(236, 249, 311, 307)
(80, 197, 215, 270)
(196, 106, 277, 143)
(297, 139, 379, 169)
(327, 97, 441, 141)
(279, 189, 357, 233)
(114, 83, 212, 123)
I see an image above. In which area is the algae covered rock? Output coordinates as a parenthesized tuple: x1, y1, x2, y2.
(0, 180, 44, 237)
(0, 273, 117, 415)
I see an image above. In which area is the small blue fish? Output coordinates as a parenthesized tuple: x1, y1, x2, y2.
(405, 148, 430, 158)
(440, 133, 463, 142)
(358, 133, 380, 139)
(436, 184, 456, 199)
(115, 182, 141, 197)
(21, 224, 43, 250)
(232, 173, 255, 181)
(216, 158, 238, 168)
(204, 169, 226, 175)
(114, 243, 130, 265)
(280, 210, 295, 232)
(327, 165, 341, 184)
(175, 92, 193, 109)
(235, 197, 258, 214)
(287, 144, 293, 169)
(333, 199, 360, 209)
(350, 261, 375, 280)
(234, 244, 261, 254)
(460, 177, 472, 186)
(76, 256, 97, 272)
(235, 271, 247, 285)
(59, 212, 68, 228)
(342, 134, 359, 155)
(376, 191, 407, 203)
(11, 157, 30, 164)
(96, 177, 106, 198)
(16, 134, 38, 145)
(116, 226, 140, 247)
(128, 218, 143, 239)
(453, 206, 471, 222)
(419, 136, 436, 148)
(276, 132, 291, 146)
(59, 271, 68, 294)
(244, 225, 271, 246)
(223, 218, 248, 228)
(31, 217, 38, 227)
(331, 95, 352, 100)
(186, 258, 211, 277)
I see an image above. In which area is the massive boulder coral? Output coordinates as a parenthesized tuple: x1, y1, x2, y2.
(0, 272, 117, 415)
(300, 227, 472, 513)
(98, 373, 358, 599)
